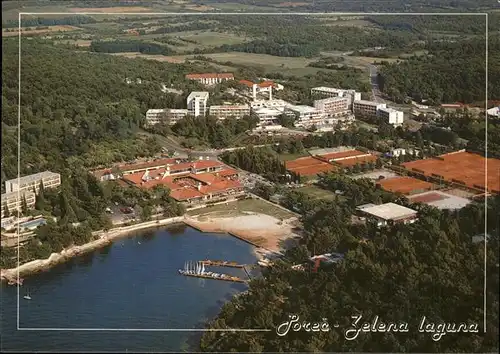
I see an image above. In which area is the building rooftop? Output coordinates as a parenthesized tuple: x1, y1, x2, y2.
(5, 171, 60, 186)
(253, 107, 283, 115)
(311, 86, 344, 93)
(487, 106, 499, 117)
(210, 105, 249, 110)
(286, 104, 318, 114)
(146, 109, 168, 114)
(354, 100, 384, 106)
(359, 202, 418, 221)
(187, 91, 209, 100)
(169, 109, 188, 113)
(378, 106, 402, 113)
(186, 73, 234, 79)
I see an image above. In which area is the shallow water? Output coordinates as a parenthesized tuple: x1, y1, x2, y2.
(0, 224, 256, 352)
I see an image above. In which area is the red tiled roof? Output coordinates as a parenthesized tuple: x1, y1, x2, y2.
(188, 173, 220, 184)
(199, 179, 242, 194)
(186, 73, 234, 79)
(217, 168, 239, 177)
(258, 81, 275, 88)
(239, 80, 255, 87)
(170, 188, 204, 201)
(119, 158, 178, 172)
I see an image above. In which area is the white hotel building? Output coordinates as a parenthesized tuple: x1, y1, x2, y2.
(4, 171, 61, 194)
(353, 100, 387, 118)
(284, 105, 325, 128)
(185, 73, 234, 86)
(1, 191, 36, 215)
(377, 107, 404, 127)
(313, 97, 350, 117)
(311, 87, 361, 109)
(187, 91, 209, 117)
(209, 105, 250, 120)
(145, 109, 189, 126)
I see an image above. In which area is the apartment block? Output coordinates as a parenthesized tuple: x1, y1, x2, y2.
(353, 100, 386, 118)
(145, 109, 168, 126)
(284, 105, 325, 128)
(1, 191, 36, 215)
(167, 109, 189, 125)
(377, 107, 404, 126)
(209, 105, 250, 120)
(311, 87, 361, 108)
(4, 171, 61, 194)
(253, 107, 283, 126)
(185, 73, 234, 86)
(314, 97, 350, 117)
(187, 91, 209, 117)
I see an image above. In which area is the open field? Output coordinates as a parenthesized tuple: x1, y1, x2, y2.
(278, 152, 311, 161)
(2, 25, 81, 37)
(56, 39, 92, 47)
(187, 198, 295, 220)
(108, 52, 186, 63)
(69, 7, 155, 13)
(296, 185, 337, 200)
(343, 55, 401, 68)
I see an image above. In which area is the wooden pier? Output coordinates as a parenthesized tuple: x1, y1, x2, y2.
(199, 260, 246, 268)
(181, 272, 246, 283)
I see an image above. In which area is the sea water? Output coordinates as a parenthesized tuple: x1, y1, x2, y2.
(0, 224, 257, 352)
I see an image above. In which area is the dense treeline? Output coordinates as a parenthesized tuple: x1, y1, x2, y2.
(200, 178, 499, 352)
(89, 40, 175, 55)
(307, 56, 345, 69)
(378, 35, 500, 104)
(3, 15, 97, 28)
(169, 115, 259, 149)
(149, 22, 212, 35)
(0, 39, 219, 182)
(199, 40, 320, 58)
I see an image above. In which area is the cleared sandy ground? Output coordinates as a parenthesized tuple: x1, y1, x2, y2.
(185, 213, 300, 254)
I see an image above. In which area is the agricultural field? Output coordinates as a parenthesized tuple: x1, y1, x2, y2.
(2, 25, 82, 37)
(296, 185, 338, 201)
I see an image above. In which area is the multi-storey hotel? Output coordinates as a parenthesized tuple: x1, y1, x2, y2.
(185, 73, 234, 85)
(187, 91, 209, 117)
(313, 97, 350, 117)
(311, 87, 361, 109)
(284, 105, 325, 128)
(1, 191, 36, 215)
(353, 100, 387, 118)
(4, 171, 61, 194)
(377, 107, 404, 126)
(145, 109, 189, 126)
(209, 105, 250, 120)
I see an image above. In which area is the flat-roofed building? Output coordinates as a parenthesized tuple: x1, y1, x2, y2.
(487, 106, 499, 119)
(4, 171, 61, 194)
(377, 107, 404, 126)
(357, 202, 418, 227)
(166, 109, 189, 125)
(311, 87, 361, 109)
(253, 107, 283, 126)
(1, 191, 36, 215)
(145, 109, 168, 126)
(353, 100, 386, 118)
(185, 73, 234, 85)
(284, 104, 325, 128)
(314, 97, 350, 117)
(187, 91, 209, 117)
(250, 99, 289, 111)
(209, 105, 250, 120)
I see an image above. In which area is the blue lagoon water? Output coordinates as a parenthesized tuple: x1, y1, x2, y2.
(1, 225, 257, 352)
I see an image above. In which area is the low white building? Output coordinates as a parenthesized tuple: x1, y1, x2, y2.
(253, 107, 283, 127)
(487, 106, 499, 119)
(311, 87, 361, 109)
(145, 109, 168, 126)
(187, 91, 209, 117)
(390, 148, 420, 157)
(209, 105, 250, 120)
(167, 109, 189, 125)
(185, 73, 234, 85)
(353, 100, 386, 118)
(314, 97, 350, 117)
(377, 107, 404, 126)
(250, 99, 289, 110)
(357, 202, 418, 227)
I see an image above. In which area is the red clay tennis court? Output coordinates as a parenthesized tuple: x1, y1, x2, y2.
(335, 155, 378, 167)
(285, 156, 337, 176)
(317, 150, 367, 161)
(377, 176, 435, 195)
(408, 192, 448, 203)
(402, 151, 500, 194)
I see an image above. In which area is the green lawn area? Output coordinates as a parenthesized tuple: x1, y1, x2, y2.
(187, 198, 296, 220)
(296, 185, 337, 201)
(278, 152, 310, 161)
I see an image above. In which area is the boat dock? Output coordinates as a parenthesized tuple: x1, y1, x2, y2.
(199, 260, 246, 268)
(181, 272, 247, 283)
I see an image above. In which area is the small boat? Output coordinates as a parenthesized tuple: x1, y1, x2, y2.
(23, 290, 31, 300)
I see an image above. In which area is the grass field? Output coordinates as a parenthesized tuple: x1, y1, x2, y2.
(296, 185, 337, 201)
(278, 152, 311, 161)
(69, 7, 155, 13)
(187, 198, 295, 220)
(55, 39, 92, 47)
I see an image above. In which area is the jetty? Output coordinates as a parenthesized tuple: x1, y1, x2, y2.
(181, 272, 246, 283)
(199, 260, 246, 268)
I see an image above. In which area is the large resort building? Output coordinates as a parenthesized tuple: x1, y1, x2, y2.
(1, 191, 36, 216)
(185, 73, 234, 86)
(98, 158, 245, 205)
(187, 91, 209, 117)
(209, 105, 250, 120)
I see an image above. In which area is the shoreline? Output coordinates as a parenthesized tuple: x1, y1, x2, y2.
(1, 212, 296, 283)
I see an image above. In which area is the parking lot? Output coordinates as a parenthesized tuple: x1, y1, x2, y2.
(107, 203, 138, 225)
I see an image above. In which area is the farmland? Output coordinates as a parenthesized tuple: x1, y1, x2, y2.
(2, 25, 82, 37)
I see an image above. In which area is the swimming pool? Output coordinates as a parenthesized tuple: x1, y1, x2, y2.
(19, 218, 47, 229)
